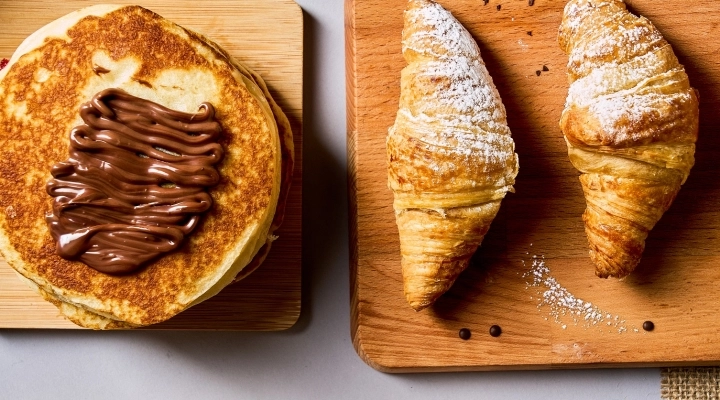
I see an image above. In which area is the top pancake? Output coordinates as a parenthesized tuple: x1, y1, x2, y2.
(0, 5, 288, 328)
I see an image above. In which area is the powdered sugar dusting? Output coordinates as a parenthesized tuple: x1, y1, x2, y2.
(559, 0, 693, 146)
(523, 255, 640, 334)
(562, 0, 664, 78)
(394, 0, 518, 179)
(590, 91, 689, 143)
(568, 22, 662, 79)
(517, 39, 529, 52)
(566, 47, 673, 107)
(403, 1, 480, 61)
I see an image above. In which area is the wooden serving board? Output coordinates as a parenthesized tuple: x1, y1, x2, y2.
(0, 0, 303, 330)
(347, 0, 720, 371)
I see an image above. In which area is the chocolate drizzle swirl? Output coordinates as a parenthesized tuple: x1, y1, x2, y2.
(46, 88, 224, 274)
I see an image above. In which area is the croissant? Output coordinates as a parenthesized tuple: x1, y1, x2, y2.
(387, 0, 519, 310)
(558, 0, 699, 278)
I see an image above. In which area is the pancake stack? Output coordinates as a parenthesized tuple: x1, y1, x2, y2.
(0, 5, 293, 329)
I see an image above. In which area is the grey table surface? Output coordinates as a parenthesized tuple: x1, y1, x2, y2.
(0, 0, 659, 398)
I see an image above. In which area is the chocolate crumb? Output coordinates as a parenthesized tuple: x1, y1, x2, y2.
(459, 328, 471, 340)
(642, 321, 655, 332)
(536, 70, 541, 76)
(496, 4, 501, 10)
(483, 0, 489, 5)
(542, 65, 549, 71)
(489, 325, 502, 337)
(529, 0, 535, 5)
(527, 31, 533, 36)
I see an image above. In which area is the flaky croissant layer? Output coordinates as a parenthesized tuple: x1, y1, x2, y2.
(388, 0, 518, 310)
(558, 0, 699, 278)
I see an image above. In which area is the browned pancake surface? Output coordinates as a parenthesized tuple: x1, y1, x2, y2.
(0, 6, 280, 326)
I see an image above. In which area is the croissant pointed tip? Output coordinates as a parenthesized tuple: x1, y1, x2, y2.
(594, 262, 633, 279)
(402, 262, 459, 311)
(407, 299, 431, 312)
(404, 280, 445, 311)
(588, 239, 641, 279)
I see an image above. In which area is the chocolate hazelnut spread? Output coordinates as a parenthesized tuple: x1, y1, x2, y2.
(46, 88, 224, 274)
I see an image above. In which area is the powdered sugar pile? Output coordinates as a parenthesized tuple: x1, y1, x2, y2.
(523, 255, 640, 334)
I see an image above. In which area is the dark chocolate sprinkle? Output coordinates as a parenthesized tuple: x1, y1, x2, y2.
(484, 0, 489, 5)
(642, 321, 655, 332)
(536, 70, 541, 76)
(489, 325, 502, 337)
(496, 4, 501, 10)
(542, 65, 549, 71)
(527, 31, 533, 36)
(459, 328, 471, 340)
(529, 0, 535, 5)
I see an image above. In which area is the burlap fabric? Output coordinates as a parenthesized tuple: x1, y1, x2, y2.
(661, 368, 720, 400)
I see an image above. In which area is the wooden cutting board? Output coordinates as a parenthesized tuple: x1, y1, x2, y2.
(347, 0, 720, 371)
(0, 0, 303, 330)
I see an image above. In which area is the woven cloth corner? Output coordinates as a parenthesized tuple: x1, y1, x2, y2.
(661, 368, 720, 400)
